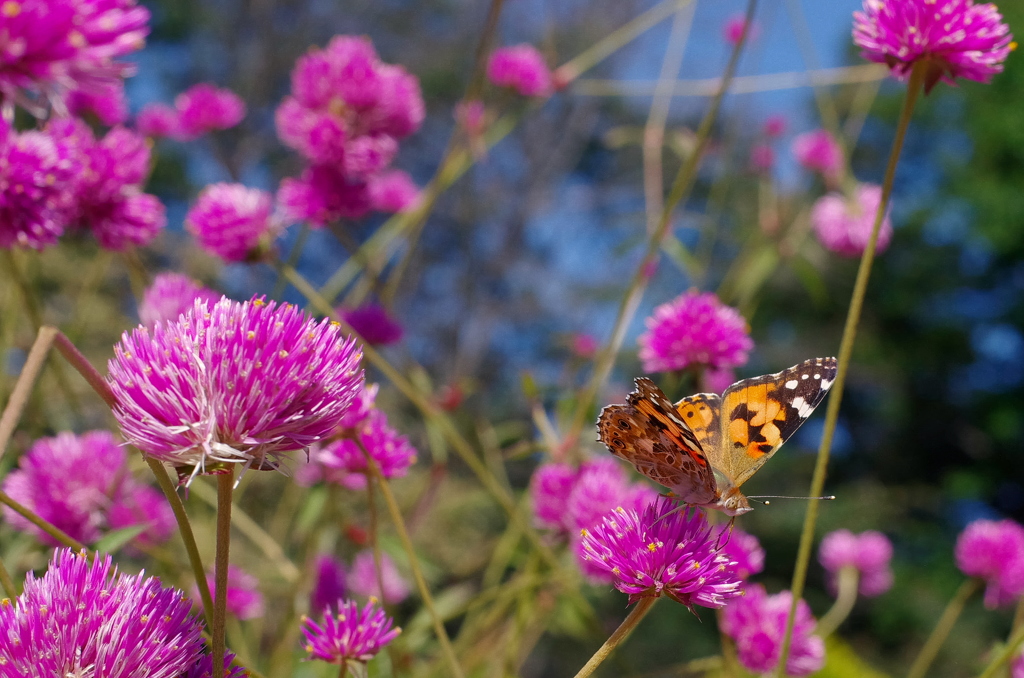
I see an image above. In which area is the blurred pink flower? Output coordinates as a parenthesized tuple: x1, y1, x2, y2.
(721, 584, 825, 676)
(956, 518, 1024, 609)
(723, 14, 759, 45)
(193, 565, 264, 620)
(722, 529, 766, 580)
(136, 103, 181, 138)
(638, 290, 753, 373)
(530, 463, 579, 530)
(277, 164, 372, 226)
(819, 529, 894, 597)
(791, 129, 844, 184)
(341, 303, 404, 346)
(811, 183, 893, 257)
(368, 170, 420, 213)
(174, 83, 246, 139)
(185, 183, 277, 263)
(853, 0, 1013, 92)
(487, 44, 553, 97)
(310, 554, 347, 617)
(763, 114, 787, 138)
(348, 550, 410, 604)
(138, 272, 221, 328)
(570, 333, 599, 359)
(312, 408, 418, 490)
(704, 366, 737, 394)
(749, 143, 775, 172)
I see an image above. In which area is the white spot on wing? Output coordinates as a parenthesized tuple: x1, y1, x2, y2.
(785, 379, 798, 389)
(813, 373, 821, 379)
(820, 377, 834, 390)
(801, 374, 809, 379)
(791, 396, 812, 417)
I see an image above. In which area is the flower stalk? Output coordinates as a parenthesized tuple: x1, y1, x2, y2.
(572, 597, 658, 678)
(907, 578, 980, 678)
(212, 468, 236, 678)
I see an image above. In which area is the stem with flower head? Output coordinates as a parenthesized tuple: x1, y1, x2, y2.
(905, 578, 979, 678)
(212, 468, 235, 678)
(572, 597, 659, 678)
(815, 566, 859, 638)
(775, 60, 925, 676)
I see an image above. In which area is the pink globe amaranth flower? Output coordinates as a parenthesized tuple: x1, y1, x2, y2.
(722, 529, 766, 580)
(579, 497, 743, 609)
(368, 169, 420, 213)
(749, 143, 775, 172)
(853, 0, 1014, 92)
(341, 303, 404, 346)
(638, 290, 754, 373)
(0, 548, 205, 677)
(570, 333, 599, 359)
(311, 554, 347, 617)
(1, 430, 171, 547)
(763, 114, 787, 138)
(723, 14, 760, 45)
(192, 565, 265, 620)
(791, 129, 844, 183)
(138, 272, 221, 327)
(955, 518, 1024, 608)
(530, 462, 580, 530)
(136, 102, 182, 138)
(704, 366, 737, 394)
(278, 163, 372, 227)
(721, 584, 825, 677)
(348, 550, 411, 604)
(106, 296, 364, 479)
(0, 0, 149, 120)
(818, 529, 894, 597)
(811, 183, 893, 258)
(566, 458, 633, 533)
(1013, 648, 1024, 678)
(314, 408, 418, 490)
(174, 83, 246, 139)
(487, 44, 553, 97)
(66, 79, 129, 125)
(302, 598, 401, 665)
(181, 653, 248, 678)
(185, 182, 277, 263)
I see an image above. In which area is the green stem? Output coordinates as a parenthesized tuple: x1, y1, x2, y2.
(976, 596, 1024, 678)
(907, 578, 979, 678)
(0, 554, 18, 599)
(775, 60, 925, 676)
(815, 566, 860, 638)
(338, 662, 348, 678)
(0, 488, 86, 551)
(572, 597, 658, 678)
(212, 469, 235, 678)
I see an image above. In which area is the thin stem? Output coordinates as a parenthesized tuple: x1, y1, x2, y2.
(52, 330, 116, 408)
(144, 456, 213, 629)
(0, 488, 86, 551)
(337, 662, 348, 678)
(212, 469, 235, 678)
(977, 599, 1024, 678)
(0, 326, 57, 461)
(776, 60, 925, 675)
(906, 578, 980, 678)
(815, 566, 860, 638)
(572, 597, 658, 678)
(365, 473, 399, 672)
(0, 553, 18, 599)
(361, 444, 466, 678)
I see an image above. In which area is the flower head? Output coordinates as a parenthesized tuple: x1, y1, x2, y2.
(311, 555, 347, 617)
(0, 549, 205, 678)
(720, 584, 826, 676)
(638, 290, 753, 373)
(136, 103, 181, 138)
(763, 114, 787, 138)
(174, 83, 246, 139)
(1, 430, 172, 547)
(811, 183, 893, 257)
(723, 14, 760, 44)
(853, 0, 1014, 92)
(348, 550, 411, 604)
(138, 273, 221, 327)
(819, 529, 894, 597)
(530, 462, 579, 530)
(310, 408, 418, 489)
(193, 565, 265, 620)
(578, 497, 743, 609)
(302, 598, 401, 665)
(791, 129, 844, 184)
(368, 169, 420, 213)
(341, 303, 404, 346)
(722, 529, 766, 580)
(487, 44, 553, 97)
(185, 183, 277, 263)
(277, 163, 372, 226)
(955, 518, 1024, 608)
(107, 296, 364, 479)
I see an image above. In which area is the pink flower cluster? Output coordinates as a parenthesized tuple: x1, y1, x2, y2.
(310, 551, 411, 617)
(638, 290, 753, 374)
(185, 183, 278, 263)
(1, 431, 173, 548)
(721, 529, 766, 580)
(955, 518, 1024, 609)
(276, 36, 423, 225)
(811, 183, 893, 257)
(302, 598, 400, 666)
(138, 273, 221, 327)
(137, 83, 246, 141)
(486, 45, 553, 97)
(792, 129, 844, 185)
(0, 0, 149, 122)
(0, 117, 165, 250)
(818, 529, 894, 597)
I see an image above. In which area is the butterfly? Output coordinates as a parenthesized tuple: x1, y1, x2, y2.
(597, 357, 837, 516)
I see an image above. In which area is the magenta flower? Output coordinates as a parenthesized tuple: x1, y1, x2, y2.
(720, 584, 825, 676)
(723, 14, 759, 45)
(311, 408, 418, 489)
(175, 83, 246, 139)
(138, 272, 221, 327)
(763, 114, 787, 138)
(278, 163, 372, 226)
(0, 0, 149, 120)
(749, 143, 775, 172)
(348, 550, 411, 604)
(638, 290, 753, 373)
(0, 549, 205, 678)
(1, 430, 173, 547)
(955, 518, 1024, 608)
(341, 303, 404, 346)
(181, 653, 248, 678)
(791, 129, 844, 184)
(566, 458, 635, 533)
(192, 565, 265, 620)
(311, 554, 347, 617)
(853, 0, 1013, 92)
(811, 183, 893, 257)
(368, 169, 420, 213)
(531, 462, 580, 530)
(302, 598, 401, 666)
(487, 44, 553, 97)
(136, 103, 182, 138)
(107, 296, 364, 479)
(1014, 648, 1024, 678)
(722, 529, 766, 580)
(570, 333, 599, 359)
(704, 366, 737, 394)
(819, 529, 894, 597)
(579, 497, 743, 609)
(66, 80, 129, 125)
(185, 183, 277, 262)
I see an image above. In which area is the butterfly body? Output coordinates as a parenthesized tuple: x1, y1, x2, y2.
(598, 357, 837, 516)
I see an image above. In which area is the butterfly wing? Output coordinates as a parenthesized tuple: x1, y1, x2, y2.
(675, 392, 723, 462)
(713, 357, 837, 489)
(598, 378, 718, 505)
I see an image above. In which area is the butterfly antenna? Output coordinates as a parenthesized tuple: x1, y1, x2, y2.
(747, 495, 836, 506)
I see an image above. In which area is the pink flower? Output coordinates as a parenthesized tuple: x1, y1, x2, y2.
(138, 273, 221, 327)
(530, 463, 579, 530)
(348, 550, 411, 604)
(1013, 648, 1024, 678)
(565, 458, 633, 534)
(749, 143, 775, 172)
(312, 408, 418, 490)
(638, 290, 753, 373)
(277, 164, 372, 227)
(302, 598, 400, 666)
(955, 518, 1024, 609)
(819, 529, 894, 597)
(368, 169, 420, 213)
(192, 565, 265, 620)
(721, 584, 825, 676)
(185, 183, 277, 262)
(763, 114, 787, 138)
(174, 83, 246, 139)
(66, 80, 129, 125)
(791, 129, 844, 184)
(723, 14, 759, 45)
(341, 303, 404, 346)
(570, 333, 599, 359)
(106, 297, 364, 478)
(106, 481, 176, 548)
(853, 0, 1013, 92)
(310, 555, 347, 617)
(487, 45, 553, 97)
(704, 366, 737, 394)
(136, 103, 182, 138)
(811, 183, 893, 257)
(721, 529, 766, 580)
